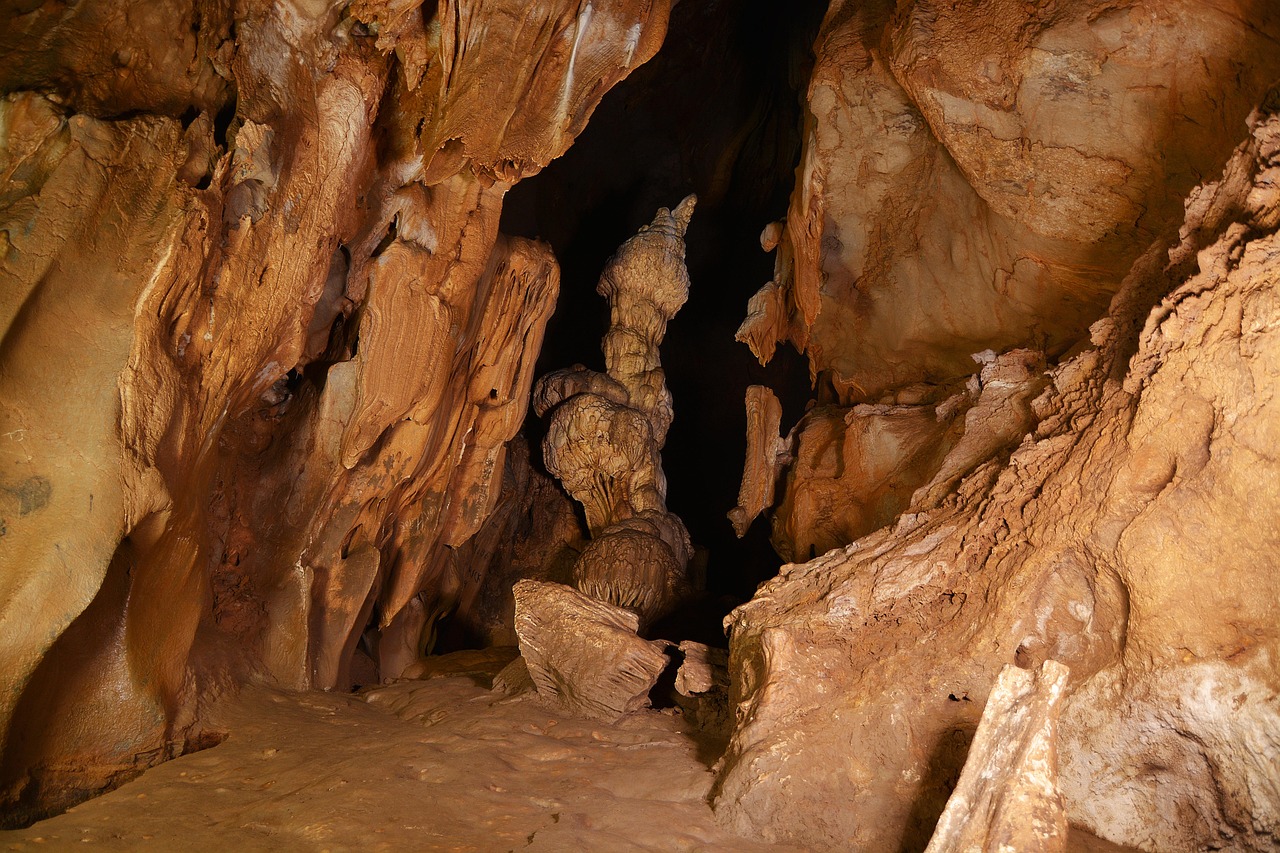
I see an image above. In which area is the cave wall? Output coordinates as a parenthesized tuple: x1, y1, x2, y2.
(719, 0, 1280, 849)
(1, 0, 1279, 848)
(0, 0, 673, 819)
(736, 0, 1280, 559)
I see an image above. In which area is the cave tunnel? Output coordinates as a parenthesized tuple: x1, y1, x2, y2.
(2, 0, 1280, 850)
(498, 0, 824, 616)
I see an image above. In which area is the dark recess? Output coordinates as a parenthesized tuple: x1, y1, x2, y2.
(501, 0, 827, 618)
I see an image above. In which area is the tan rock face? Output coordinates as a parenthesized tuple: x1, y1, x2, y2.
(924, 661, 1070, 853)
(736, 0, 1280, 563)
(512, 580, 671, 723)
(0, 0, 672, 820)
(714, 98, 1280, 852)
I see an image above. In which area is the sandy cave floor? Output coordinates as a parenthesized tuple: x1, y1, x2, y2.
(0, 654, 1136, 852)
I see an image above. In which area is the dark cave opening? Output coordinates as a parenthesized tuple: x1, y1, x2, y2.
(499, 0, 827, 619)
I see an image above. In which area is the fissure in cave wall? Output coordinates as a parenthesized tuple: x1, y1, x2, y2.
(1, 0, 1279, 850)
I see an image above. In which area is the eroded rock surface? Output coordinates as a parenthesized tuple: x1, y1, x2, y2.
(0, 0, 674, 820)
(924, 660, 1070, 853)
(735, 0, 1280, 560)
(512, 580, 671, 724)
(714, 94, 1280, 853)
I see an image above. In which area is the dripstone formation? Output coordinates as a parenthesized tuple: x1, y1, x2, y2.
(510, 196, 697, 722)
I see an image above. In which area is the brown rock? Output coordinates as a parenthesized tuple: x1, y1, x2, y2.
(727, 385, 789, 538)
(736, 0, 1280, 561)
(512, 580, 671, 723)
(924, 661, 1070, 853)
(0, 0, 675, 816)
(713, 93, 1280, 853)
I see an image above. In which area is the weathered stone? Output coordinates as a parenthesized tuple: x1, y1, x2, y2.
(924, 660, 1070, 853)
(727, 386, 789, 538)
(714, 92, 1280, 853)
(512, 580, 671, 723)
(0, 0, 675, 817)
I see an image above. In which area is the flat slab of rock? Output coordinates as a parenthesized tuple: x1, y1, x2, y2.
(924, 660, 1071, 853)
(512, 580, 671, 723)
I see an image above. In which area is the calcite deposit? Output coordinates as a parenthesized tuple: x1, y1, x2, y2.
(715, 90, 1280, 852)
(924, 661, 1070, 853)
(735, 0, 1280, 561)
(536, 196, 696, 627)
(2, 0, 1279, 850)
(513, 580, 671, 724)
(0, 0, 674, 822)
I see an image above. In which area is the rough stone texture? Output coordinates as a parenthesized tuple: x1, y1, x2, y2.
(735, 0, 1280, 558)
(713, 97, 1280, 852)
(924, 660, 1070, 853)
(0, 0, 673, 821)
(537, 197, 696, 626)
(512, 580, 671, 724)
(727, 385, 789, 538)
(673, 640, 732, 738)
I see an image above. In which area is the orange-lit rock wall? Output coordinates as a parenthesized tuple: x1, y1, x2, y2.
(0, 0, 672, 819)
(719, 1, 1280, 848)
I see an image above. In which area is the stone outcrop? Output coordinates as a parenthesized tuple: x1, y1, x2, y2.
(714, 92, 1280, 852)
(734, 0, 1280, 560)
(924, 660, 1070, 853)
(0, 0, 674, 821)
(512, 580, 671, 723)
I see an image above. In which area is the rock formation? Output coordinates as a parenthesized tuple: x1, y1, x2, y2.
(733, 0, 1280, 562)
(714, 89, 1280, 852)
(505, 196, 698, 722)
(2, 0, 1279, 849)
(512, 580, 671, 723)
(924, 660, 1070, 853)
(0, 0, 674, 822)
(535, 195, 697, 628)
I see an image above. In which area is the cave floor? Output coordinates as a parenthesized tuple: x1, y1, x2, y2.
(1, 659, 1139, 853)
(0, 668, 802, 853)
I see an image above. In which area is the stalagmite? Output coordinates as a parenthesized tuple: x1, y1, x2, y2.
(536, 195, 697, 627)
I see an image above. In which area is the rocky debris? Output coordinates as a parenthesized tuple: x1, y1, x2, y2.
(675, 641, 729, 697)
(512, 580, 671, 724)
(924, 660, 1070, 853)
(713, 90, 1280, 852)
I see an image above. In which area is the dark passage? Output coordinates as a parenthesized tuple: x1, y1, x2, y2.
(501, 0, 827, 618)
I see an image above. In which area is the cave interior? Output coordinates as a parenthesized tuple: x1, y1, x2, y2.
(0, 0, 1278, 850)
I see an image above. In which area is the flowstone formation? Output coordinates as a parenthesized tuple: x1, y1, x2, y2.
(732, 0, 1280, 563)
(716, 2, 1280, 850)
(714, 91, 1280, 852)
(0, 0, 675, 823)
(511, 196, 696, 722)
